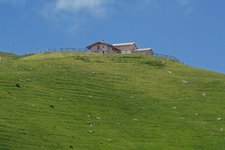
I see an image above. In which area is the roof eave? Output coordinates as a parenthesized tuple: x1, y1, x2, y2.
(87, 41, 114, 49)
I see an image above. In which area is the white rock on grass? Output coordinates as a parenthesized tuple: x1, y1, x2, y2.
(90, 123, 96, 127)
(96, 117, 101, 120)
(168, 71, 172, 74)
(182, 80, 188, 84)
(130, 96, 134, 99)
(88, 131, 93, 133)
(217, 118, 222, 121)
(202, 93, 206, 96)
(173, 107, 177, 109)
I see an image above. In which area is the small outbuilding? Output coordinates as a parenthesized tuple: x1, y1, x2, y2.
(112, 42, 137, 54)
(133, 48, 154, 55)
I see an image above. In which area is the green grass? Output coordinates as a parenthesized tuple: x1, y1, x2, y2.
(0, 52, 18, 61)
(0, 52, 225, 149)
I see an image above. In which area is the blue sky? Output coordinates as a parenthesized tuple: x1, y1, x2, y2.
(0, 0, 225, 74)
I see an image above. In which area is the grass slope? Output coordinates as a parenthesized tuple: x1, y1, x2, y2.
(0, 52, 225, 150)
(0, 52, 18, 61)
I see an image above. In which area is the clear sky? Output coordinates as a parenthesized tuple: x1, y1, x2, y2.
(0, 0, 224, 74)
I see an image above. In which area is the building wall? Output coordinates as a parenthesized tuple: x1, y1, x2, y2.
(121, 50, 132, 54)
(113, 45, 136, 54)
(132, 50, 154, 55)
(114, 45, 135, 54)
(89, 43, 119, 54)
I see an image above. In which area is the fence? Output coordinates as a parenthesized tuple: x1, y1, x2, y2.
(153, 53, 182, 63)
(28, 48, 183, 64)
(32, 48, 90, 54)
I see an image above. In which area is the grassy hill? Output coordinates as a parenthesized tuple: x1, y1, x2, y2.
(0, 52, 18, 61)
(0, 52, 225, 150)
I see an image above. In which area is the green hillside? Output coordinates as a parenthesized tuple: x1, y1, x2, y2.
(0, 52, 225, 150)
(0, 52, 18, 61)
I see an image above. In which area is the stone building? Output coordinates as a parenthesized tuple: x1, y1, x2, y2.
(87, 41, 153, 55)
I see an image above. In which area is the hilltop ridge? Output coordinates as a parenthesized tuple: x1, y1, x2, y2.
(0, 52, 18, 60)
(0, 52, 225, 149)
